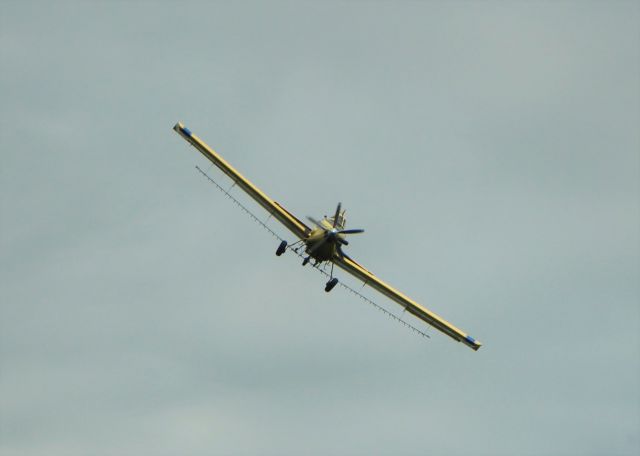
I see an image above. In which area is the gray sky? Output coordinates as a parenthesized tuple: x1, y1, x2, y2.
(1, 1, 638, 455)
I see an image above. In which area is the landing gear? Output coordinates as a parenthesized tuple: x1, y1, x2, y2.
(275, 240, 287, 256)
(325, 277, 339, 292)
(325, 262, 338, 292)
(301, 252, 338, 292)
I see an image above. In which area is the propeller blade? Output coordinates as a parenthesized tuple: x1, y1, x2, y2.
(306, 216, 325, 229)
(333, 202, 342, 228)
(338, 238, 349, 246)
(338, 229, 365, 235)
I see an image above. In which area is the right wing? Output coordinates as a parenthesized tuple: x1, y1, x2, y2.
(174, 122, 311, 241)
(334, 253, 482, 351)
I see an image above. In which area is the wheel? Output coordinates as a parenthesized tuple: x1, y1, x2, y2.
(325, 277, 339, 292)
(302, 257, 310, 266)
(276, 240, 287, 256)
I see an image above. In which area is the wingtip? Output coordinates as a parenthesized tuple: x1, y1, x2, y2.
(173, 121, 192, 137)
(465, 335, 482, 351)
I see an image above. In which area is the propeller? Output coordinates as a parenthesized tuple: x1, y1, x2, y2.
(306, 216, 324, 228)
(333, 202, 342, 228)
(306, 203, 364, 253)
(339, 229, 365, 234)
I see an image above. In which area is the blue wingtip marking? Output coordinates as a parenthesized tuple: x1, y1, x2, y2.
(183, 126, 192, 137)
(465, 335, 476, 344)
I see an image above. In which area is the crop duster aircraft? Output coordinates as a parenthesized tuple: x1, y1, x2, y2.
(173, 122, 482, 351)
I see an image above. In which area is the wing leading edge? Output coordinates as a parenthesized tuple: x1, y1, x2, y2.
(335, 255, 482, 351)
(174, 122, 310, 240)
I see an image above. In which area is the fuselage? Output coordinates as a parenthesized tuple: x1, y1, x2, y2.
(304, 217, 347, 261)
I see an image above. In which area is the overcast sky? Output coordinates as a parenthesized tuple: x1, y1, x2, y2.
(1, 1, 638, 455)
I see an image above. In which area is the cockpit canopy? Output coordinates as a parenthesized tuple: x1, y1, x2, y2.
(327, 210, 347, 229)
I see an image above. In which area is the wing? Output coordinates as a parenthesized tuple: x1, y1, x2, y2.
(334, 254, 482, 351)
(174, 122, 311, 240)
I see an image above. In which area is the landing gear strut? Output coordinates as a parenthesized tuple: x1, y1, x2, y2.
(300, 252, 339, 292)
(275, 240, 287, 256)
(325, 262, 338, 292)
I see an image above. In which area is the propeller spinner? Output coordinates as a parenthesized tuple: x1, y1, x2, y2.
(306, 202, 364, 256)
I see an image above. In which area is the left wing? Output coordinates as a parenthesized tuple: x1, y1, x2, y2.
(174, 122, 311, 240)
(334, 254, 482, 351)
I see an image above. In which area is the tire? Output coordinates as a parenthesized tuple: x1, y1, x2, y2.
(325, 278, 339, 292)
(276, 240, 287, 256)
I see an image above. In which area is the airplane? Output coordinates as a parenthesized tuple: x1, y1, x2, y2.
(173, 122, 482, 351)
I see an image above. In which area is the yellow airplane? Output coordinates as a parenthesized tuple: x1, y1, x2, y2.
(173, 122, 482, 351)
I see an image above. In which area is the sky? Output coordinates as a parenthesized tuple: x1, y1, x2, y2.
(1, 1, 639, 455)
